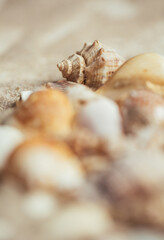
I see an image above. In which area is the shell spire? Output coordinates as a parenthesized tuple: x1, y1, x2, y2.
(57, 54, 86, 84)
(57, 40, 125, 90)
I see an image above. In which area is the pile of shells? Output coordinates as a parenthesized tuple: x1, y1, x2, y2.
(2, 41, 164, 240)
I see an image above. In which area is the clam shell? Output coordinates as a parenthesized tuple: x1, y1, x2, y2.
(97, 53, 164, 100)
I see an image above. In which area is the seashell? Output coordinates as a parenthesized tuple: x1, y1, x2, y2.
(8, 89, 74, 137)
(98, 146, 164, 228)
(57, 40, 125, 90)
(48, 202, 111, 240)
(85, 48, 125, 89)
(5, 138, 84, 191)
(0, 126, 24, 169)
(76, 97, 122, 143)
(77, 40, 103, 66)
(119, 90, 164, 134)
(97, 53, 164, 100)
(57, 54, 86, 84)
(46, 80, 123, 144)
(22, 190, 58, 220)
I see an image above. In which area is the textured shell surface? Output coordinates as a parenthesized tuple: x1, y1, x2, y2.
(57, 40, 124, 90)
(85, 48, 125, 89)
(77, 40, 103, 66)
(57, 54, 86, 84)
(97, 53, 164, 100)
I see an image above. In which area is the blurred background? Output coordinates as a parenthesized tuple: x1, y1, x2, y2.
(0, 0, 164, 109)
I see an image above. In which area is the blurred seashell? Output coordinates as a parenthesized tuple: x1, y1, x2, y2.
(57, 40, 124, 89)
(16, 86, 46, 106)
(0, 126, 24, 169)
(48, 202, 111, 240)
(46, 80, 123, 144)
(57, 54, 86, 84)
(22, 190, 58, 220)
(119, 90, 164, 133)
(46, 80, 102, 109)
(98, 53, 164, 100)
(9, 89, 74, 137)
(6, 138, 84, 191)
(76, 97, 122, 143)
(99, 146, 164, 228)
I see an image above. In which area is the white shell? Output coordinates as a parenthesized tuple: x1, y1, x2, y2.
(7, 139, 84, 191)
(0, 126, 24, 169)
(76, 97, 122, 142)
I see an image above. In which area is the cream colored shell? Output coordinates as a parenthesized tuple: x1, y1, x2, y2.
(57, 54, 86, 84)
(6, 138, 84, 191)
(57, 40, 124, 90)
(97, 53, 164, 100)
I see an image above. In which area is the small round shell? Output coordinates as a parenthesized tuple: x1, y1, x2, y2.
(57, 54, 86, 84)
(5, 138, 84, 191)
(10, 89, 74, 137)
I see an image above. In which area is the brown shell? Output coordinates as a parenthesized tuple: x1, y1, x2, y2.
(11, 89, 74, 137)
(57, 40, 125, 90)
(85, 48, 125, 89)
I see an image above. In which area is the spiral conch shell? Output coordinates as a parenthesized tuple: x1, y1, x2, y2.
(57, 40, 125, 90)
(98, 53, 164, 100)
(57, 54, 86, 84)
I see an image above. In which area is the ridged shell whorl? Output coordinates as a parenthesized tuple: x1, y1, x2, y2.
(57, 54, 86, 84)
(57, 40, 125, 90)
